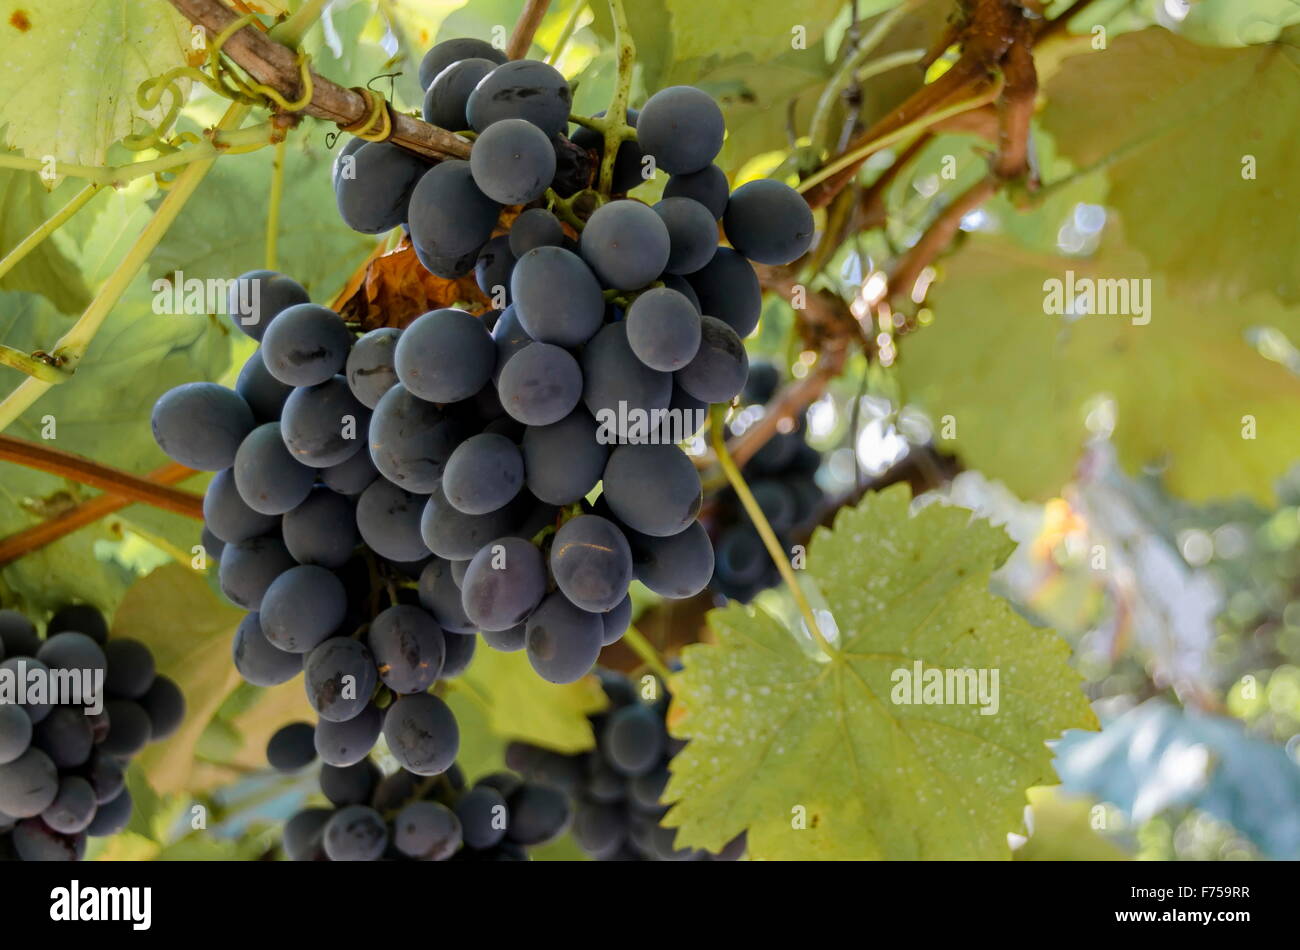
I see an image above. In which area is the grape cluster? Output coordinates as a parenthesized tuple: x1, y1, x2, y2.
(0, 604, 185, 861)
(267, 722, 569, 861)
(709, 361, 826, 602)
(507, 669, 745, 861)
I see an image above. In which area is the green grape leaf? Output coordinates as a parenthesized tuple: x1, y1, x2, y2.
(150, 131, 374, 305)
(1041, 28, 1300, 304)
(663, 485, 1097, 859)
(1174, 0, 1300, 47)
(0, 170, 91, 312)
(0, 1, 192, 169)
(452, 648, 608, 755)
(665, 0, 843, 63)
(898, 234, 1300, 503)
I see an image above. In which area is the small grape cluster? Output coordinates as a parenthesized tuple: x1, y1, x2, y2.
(267, 722, 569, 861)
(507, 669, 745, 861)
(0, 605, 185, 861)
(709, 361, 826, 602)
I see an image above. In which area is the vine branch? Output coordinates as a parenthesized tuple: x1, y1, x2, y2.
(0, 436, 204, 519)
(507, 0, 553, 59)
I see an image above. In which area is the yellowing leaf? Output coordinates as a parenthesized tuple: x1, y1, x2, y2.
(112, 564, 245, 795)
(664, 485, 1097, 859)
(1041, 28, 1300, 304)
(665, 0, 843, 63)
(0, 170, 91, 311)
(0, 0, 192, 168)
(900, 234, 1300, 503)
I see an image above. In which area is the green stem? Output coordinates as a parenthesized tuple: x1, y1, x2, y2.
(709, 404, 836, 659)
(797, 80, 1003, 196)
(269, 0, 330, 47)
(598, 0, 636, 195)
(567, 112, 605, 131)
(809, 0, 924, 150)
(0, 347, 66, 384)
(266, 138, 287, 270)
(622, 625, 672, 682)
(0, 182, 102, 285)
(0, 125, 275, 188)
(548, 1, 588, 66)
(0, 103, 254, 433)
(545, 186, 587, 230)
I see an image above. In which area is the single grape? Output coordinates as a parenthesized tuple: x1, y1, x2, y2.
(497, 342, 582, 426)
(0, 703, 32, 766)
(580, 200, 670, 291)
(103, 638, 155, 699)
(42, 776, 97, 835)
(525, 591, 603, 684)
(572, 800, 626, 859)
(549, 515, 633, 613)
(723, 178, 815, 265)
(674, 314, 748, 403)
(466, 60, 572, 136)
(281, 376, 370, 468)
(305, 638, 377, 724)
(101, 699, 151, 757)
(0, 610, 40, 657)
(283, 807, 331, 861)
(600, 595, 632, 646)
(259, 564, 349, 654)
(345, 327, 401, 409)
(420, 484, 527, 562)
(31, 706, 92, 768)
(625, 287, 702, 372)
(83, 749, 125, 805)
(742, 359, 780, 404)
(383, 693, 459, 776)
(520, 409, 608, 505)
(475, 235, 515, 304)
(334, 142, 430, 233)
(368, 604, 446, 694)
(151, 382, 255, 471)
(319, 760, 381, 808)
(0, 748, 58, 818)
(37, 632, 105, 674)
(508, 208, 563, 257)
(637, 86, 724, 175)
(232, 422, 316, 516)
(460, 536, 547, 631)
(505, 782, 572, 846)
(394, 800, 462, 860)
(660, 272, 701, 311)
(481, 623, 527, 652)
(408, 162, 501, 271)
(282, 487, 358, 568)
(653, 196, 718, 275)
(581, 322, 672, 442)
(469, 117, 556, 204)
(423, 56, 497, 130)
(315, 704, 383, 767)
(85, 787, 133, 837)
(625, 520, 713, 598)
(236, 350, 294, 421)
(259, 304, 354, 387)
(1, 657, 50, 723)
(602, 703, 666, 776)
(602, 443, 702, 537)
(394, 308, 495, 404)
(322, 446, 378, 495)
(686, 246, 762, 337)
(203, 467, 277, 544)
(355, 478, 431, 563)
(714, 525, 767, 586)
(417, 37, 505, 91)
(441, 631, 477, 677)
(226, 270, 310, 341)
(442, 433, 525, 516)
(418, 557, 478, 634)
(368, 383, 464, 493)
(663, 163, 729, 218)
(323, 805, 388, 861)
(510, 246, 604, 346)
(266, 722, 317, 772)
(455, 785, 507, 849)
(490, 304, 533, 382)
(11, 819, 85, 860)
(138, 675, 185, 741)
(219, 535, 295, 611)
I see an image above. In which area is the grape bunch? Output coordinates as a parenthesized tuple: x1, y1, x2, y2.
(0, 604, 185, 861)
(507, 669, 745, 861)
(709, 361, 826, 602)
(266, 722, 570, 861)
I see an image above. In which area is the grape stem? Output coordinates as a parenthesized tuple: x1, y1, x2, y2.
(507, 0, 553, 60)
(622, 625, 672, 682)
(265, 137, 287, 270)
(0, 101, 254, 433)
(0, 435, 204, 519)
(0, 182, 103, 286)
(544, 187, 588, 230)
(0, 347, 67, 384)
(709, 404, 837, 660)
(597, 0, 636, 195)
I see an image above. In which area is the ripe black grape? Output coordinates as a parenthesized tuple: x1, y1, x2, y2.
(675, 314, 748, 404)
(368, 604, 446, 695)
(281, 375, 370, 468)
(345, 327, 401, 409)
(304, 637, 377, 723)
(383, 693, 459, 776)
(394, 308, 495, 403)
(508, 208, 563, 256)
(259, 303, 354, 387)
(232, 422, 315, 516)
(497, 342, 583, 426)
(151, 382, 255, 471)
(686, 246, 762, 337)
(602, 443, 702, 537)
(637, 86, 724, 175)
(466, 59, 572, 137)
(549, 515, 633, 613)
(203, 467, 277, 544)
(654, 196, 718, 275)
(267, 722, 318, 772)
(423, 56, 497, 130)
(407, 161, 500, 274)
(524, 592, 603, 684)
(663, 163, 729, 218)
(368, 383, 464, 493)
(510, 246, 604, 346)
(334, 142, 429, 234)
(520, 409, 608, 505)
(469, 117, 556, 204)
(460, 536, 547, 632)
(723, 178, 815, 265)
(417, 37, 506, 92)
(579, 200, 670, 290)
(226, 270, 310, 341)
(625, 287, 701, 372)
(259, 564, 348, 654)
(282, 487, 358, 568)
